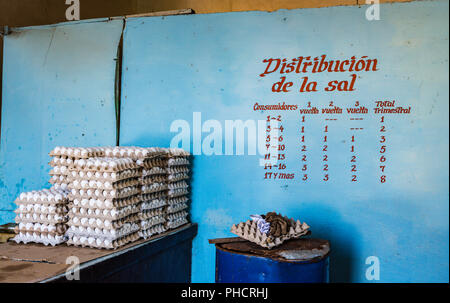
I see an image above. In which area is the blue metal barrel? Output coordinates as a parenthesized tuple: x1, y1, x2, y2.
(215, 238, 330, 283)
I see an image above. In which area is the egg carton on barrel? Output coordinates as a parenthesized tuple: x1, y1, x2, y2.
(230, 216, 310, 249)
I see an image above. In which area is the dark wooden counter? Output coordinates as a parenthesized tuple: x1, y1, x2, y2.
(0, 223, 197, 283)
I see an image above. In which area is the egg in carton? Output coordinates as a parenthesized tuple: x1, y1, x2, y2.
(142, 191, 167, 202)
(15, 212, 69, 225)
(68, 168, 142, 182)
(141, 174, 166, 185)
(167, 157, 190, 167)
(168, 172, 189, 183)
(168, 181, 188, 190)
(141, 183, 168, 195)
(141, 198, 167, 211)
(68, 203, 140, 221)
(67, 222, 140, 242)
(167, 196, 189, 206)
(15, 222, 68, 235)
(69, 177, 140, 190)
(103, 146, 165, 160)
(167, 202, 188, 214)
(70, 194, 142, 210)
(71, 157, 138, 172)
(140, 215, 166, 230)
(163, 148, 190, 158)
(139, 223, 167, 239)
(140, 157, 168, 170)
(49, 165, 70, 176)
(49, 156, 74, 167)
(15, 203, 68, 215)
(13, 231, 67, 246)
(142, 166, 167, 177)
(168, 188, 189, 198)
(49, 146, 105, 159)
(67, 231, 140, 249)
(167, 166, 190, 175)
(68, 185, 141, 200)
(15, 188, 69, 205)
(230, 215, 310, 249)
(67, 213, 140, 230)
(166, 216, 189, 229)
(139, 207, 165, 221)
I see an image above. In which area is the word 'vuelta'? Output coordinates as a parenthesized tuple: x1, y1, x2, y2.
(259, 55, 379, 77)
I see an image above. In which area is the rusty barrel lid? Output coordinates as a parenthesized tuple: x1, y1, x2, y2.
(216, 238, 330, 263)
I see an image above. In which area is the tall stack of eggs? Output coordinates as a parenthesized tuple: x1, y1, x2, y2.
(13, 188, 69, 246)
(135, 147, 169, 239)
(164, 148, 191, 230)
(66, 156, 141, 249)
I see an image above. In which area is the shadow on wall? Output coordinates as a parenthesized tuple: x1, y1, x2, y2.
(290, 203, 360, 283)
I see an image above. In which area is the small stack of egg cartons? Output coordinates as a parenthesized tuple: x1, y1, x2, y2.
(164, 148, 191, 230)
(66, 150, 142, 249)
(13, 188, 69, 246)
(48, 146, 77, 191)
(135, 147, 169, 239)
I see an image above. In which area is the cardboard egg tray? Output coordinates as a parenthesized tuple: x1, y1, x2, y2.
(67, 231, 140, 249)
(141, 158, 168, 170)
(66, 222, 140, 241)
(103, 146, 165, 160)
(69, 177, 140, 190)
(70, 194, 142, 209)
(15, 204, 68, 215)
(167, 196, 189, 205)
(168, 188, 189, 198)
(167, 158, 190, 166)
(141, 174, 166, 184)
(68, 185, 141, 200)
(167, 166, 190, 174)
(67, 213, 140, 230)
(139, 223, 167, 239)
(231, 217, 310, 249)
(166, 210, 188, 222)
(13, 232, 67, 246)
(68, 168, 141, 182)
(49, 166, 71, 176)
(140, 215, 166, 230)
(166, 217, 189, 229)
(15, 222, 68, 235)
(15, 189, 69, 205)
(168, 181, 188, 190)
(142, 167, 167, 176)
(71, 157, 138, 172)
(141, 198, 167, 211)
(167, 172, 189, 183)
(49, 175, 68, 184)
(68, 203, 140, 221)
(141, 183, 168, 194)
(49, 157, 74, 167)
(142, 191, 167, 201)
(166, 202, 188, 214)
(139, 207, 165, 220)
(15, 213, 68, 225)
(49, 147, 105, 158)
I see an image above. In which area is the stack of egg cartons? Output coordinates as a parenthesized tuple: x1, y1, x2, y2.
(48, 146, 74, 191)
(66, 154, 142, 249)
(13, 188, 69, 246)
(137, 147, 169, 239)
(164, 148, 190, 230)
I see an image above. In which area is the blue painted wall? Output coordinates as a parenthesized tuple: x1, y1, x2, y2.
(120, 1, 449, 282)
(0, 19, 123, 223)
(0, 0, 448, 283)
